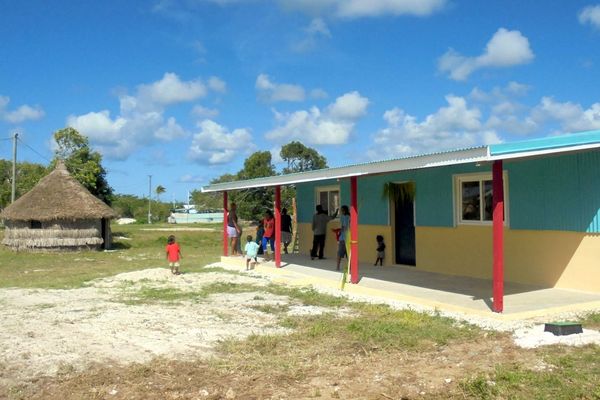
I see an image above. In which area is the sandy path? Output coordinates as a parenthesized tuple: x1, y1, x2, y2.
(0, 268, 311, 387)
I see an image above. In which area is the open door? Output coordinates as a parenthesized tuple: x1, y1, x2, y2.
(394, 183, 416, 266)
(101, 218, 111, 250)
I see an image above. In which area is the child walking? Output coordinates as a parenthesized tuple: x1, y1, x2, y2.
(166, 235, 182, 275)
(244, 235, 260, 270)
(374, 235, 385, 266)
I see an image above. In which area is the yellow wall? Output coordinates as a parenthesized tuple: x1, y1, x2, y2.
(298, 223, 600, 292)
(417, 226, 600, 292)
(297, 222, 393, 265)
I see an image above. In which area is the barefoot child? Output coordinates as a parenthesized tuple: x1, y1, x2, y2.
(374, 235, 385, 266)
(166, 235, 182, 274)
(244, 235, 260, 270)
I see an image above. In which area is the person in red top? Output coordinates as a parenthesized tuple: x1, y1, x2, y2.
(261, 210, 275, 261)
(165, 235, 182, 275)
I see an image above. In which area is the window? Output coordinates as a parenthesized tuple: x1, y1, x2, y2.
(316, 186, 340, 217)
(30, 220, 42, 229)
(455, 173, 508, 225)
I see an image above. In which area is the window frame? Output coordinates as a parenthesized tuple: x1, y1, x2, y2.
(453, 172, 509, 227)
(315, 185, 340, 218)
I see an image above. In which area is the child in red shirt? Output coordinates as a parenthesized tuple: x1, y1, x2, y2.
(166, 235, 182, 275)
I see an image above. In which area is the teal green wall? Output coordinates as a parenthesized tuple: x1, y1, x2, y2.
(296, 150, 600, 233)
(296, 164, 480, 227)
(507, 151, 600, 233)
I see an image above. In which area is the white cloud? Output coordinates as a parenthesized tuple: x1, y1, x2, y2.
(191, 105, 220, 118)
(188, 119, 255, 164)
(265, 91, 369, 145)
(208, 76, 227, 93)
(256, 74, 306, 102)
(136, 72, 207, 109)
(67, 110, 127, 143)
(531, 97, 600, 132)
(291, 17, 332, 52)
(438, 28, 535, 81)
(154, 117, 188, 140)
(466, 82, 537, 135)
(334, 0, 446, 18)
(281, 0, 446, 18)
(66, 108, 182, 159)
(306, 17, 331, 36)
(65, 72, 226, 159)
(579, 5, 600, 29)
(369, 95, 501, 158)
(270, 146, 284, 164)
(310, 88, 329, 99)
(0, 95, 45, 124)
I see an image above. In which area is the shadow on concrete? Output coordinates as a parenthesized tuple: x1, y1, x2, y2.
(278, 254, 559, 312)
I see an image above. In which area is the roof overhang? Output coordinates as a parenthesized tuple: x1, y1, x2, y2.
(201, 129, 600, 193)
(202, 146, 489, 192)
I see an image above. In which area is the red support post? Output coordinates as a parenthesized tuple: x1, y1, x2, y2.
(275, 186, 282, 268)
(223, 191, 228, 257)
(350, 176, 359, 284)
(492, 160, 504, 313)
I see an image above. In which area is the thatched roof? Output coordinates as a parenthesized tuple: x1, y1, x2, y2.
(0, 161, 117, 221)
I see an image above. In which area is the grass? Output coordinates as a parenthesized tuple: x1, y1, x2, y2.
(458, 346, 600, 399)
(2, 223, 600, 399)
(0, 223, 223, 289)
(579, 311, 600, 330)
(117, 282, 262, 305)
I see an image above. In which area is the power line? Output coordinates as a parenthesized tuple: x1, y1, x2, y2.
(17, 137, 52, 163)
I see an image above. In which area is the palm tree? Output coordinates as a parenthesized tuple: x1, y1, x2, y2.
(155, 185, 166, 202)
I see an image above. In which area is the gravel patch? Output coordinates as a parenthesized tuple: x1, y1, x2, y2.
(0, 268, 284, 385)
(513, 324, 600, 348)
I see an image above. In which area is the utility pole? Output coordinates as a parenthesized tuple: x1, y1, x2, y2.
(11, 133, 18, 203)
(148, 175, 152, 224)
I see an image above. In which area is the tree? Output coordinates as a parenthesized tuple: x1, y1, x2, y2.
(51, 127, 114, 205)
(155, 185, 166, 202)
(279, 141, 328, 211)
(112, 194, 172, 222)
(234, 151, 277, 221)
(280, 141, 327, 174)
(190, 174, 236, 210)
(238, 151, 275, 180)
(0, 160, 48, 208)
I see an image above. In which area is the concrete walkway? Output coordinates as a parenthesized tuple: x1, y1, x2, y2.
(220, 254, 600, 320)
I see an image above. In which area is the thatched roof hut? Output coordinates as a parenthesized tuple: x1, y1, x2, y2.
(0, 161, 117, 251)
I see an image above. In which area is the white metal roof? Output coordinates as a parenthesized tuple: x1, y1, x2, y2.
(201, 130, 600, 193)
(201, 146, 489, 192)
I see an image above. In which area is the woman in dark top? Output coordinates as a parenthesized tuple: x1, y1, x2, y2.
(281, 208, 293, 254)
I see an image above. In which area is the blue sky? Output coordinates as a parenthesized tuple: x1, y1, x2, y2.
(1, 0, 600, 201)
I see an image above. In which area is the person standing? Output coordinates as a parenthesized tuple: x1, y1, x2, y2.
(227, 202, 241, 256)
(336, 205, 350, 271)
(262, 210, 275, 260)
(311, 204, 338, 260)
(281, 208, 293, 254)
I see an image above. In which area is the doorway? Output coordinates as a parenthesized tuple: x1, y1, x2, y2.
(393, 183, 416, 266)
(101, 218, 109, 250)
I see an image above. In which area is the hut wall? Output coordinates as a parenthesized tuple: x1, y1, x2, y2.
(2, 218, 105, 251)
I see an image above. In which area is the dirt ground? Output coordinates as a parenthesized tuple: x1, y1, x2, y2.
(0, 267, 565, 399)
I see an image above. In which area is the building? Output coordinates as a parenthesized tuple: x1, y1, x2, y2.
(202, 130, 600, 312)
(0, 161, 116, 252)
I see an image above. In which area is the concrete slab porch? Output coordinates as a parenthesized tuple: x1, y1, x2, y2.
(219, 254, 600, 320)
